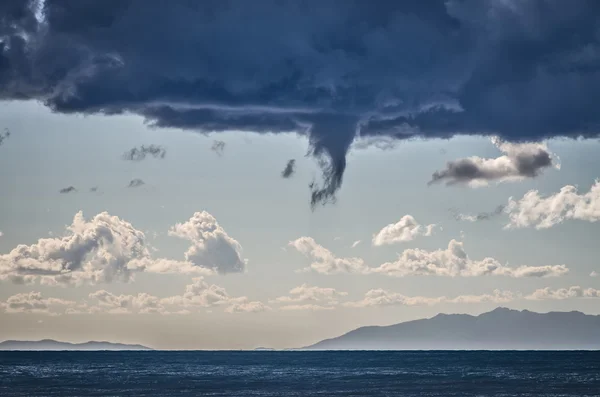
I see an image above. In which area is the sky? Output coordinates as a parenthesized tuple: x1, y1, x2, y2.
(1, 0, 600, 350)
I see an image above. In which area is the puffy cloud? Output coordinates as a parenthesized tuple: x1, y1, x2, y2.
(288, 237, 368, 275)
(290, 237, 567, 278)
(89, 290, 166, 314)
(591, 271, 599, 278)
(526, 286, 600, 300)
(122, 144, 166, 161)
(345, 289, 517, 308)
(0, 210, 236, 285)
(281, 159, 296, 178)
(2, 1, 600, 206)
(59, 186, 77, 194)
(168, 211, 246, 274)
(127, 178, 145, 188)
(430, 138, 559, 187)
(372, 215, 436, 246)
(372, 240, 569, 278)
(211, 140, 226, 156)
(505, 180, 600, 229)
(0, 292, 76, 315)
(272, 284, 347, 310)
(0, 211, 151, 285)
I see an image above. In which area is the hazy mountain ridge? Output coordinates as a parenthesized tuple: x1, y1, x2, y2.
(0, 339, 151, 351)
(304, 308, 600, 350)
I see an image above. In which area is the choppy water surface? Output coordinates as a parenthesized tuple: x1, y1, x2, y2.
(1, 351, 599, 396)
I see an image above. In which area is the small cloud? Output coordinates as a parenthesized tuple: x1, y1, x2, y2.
(591, 271, 599, 277)
(281, 159, 296, 178)
(122, 144, 166, 161)
(90, 187, 98, 192)
(0, 231, 3, 237)
(37, 319, 43, 324)
(127, 179, 145, 188)
(372, 215, 436, 246)
(211, 140, 226, 156)
(0, 128, 10, 146)
(351, 240, 361, 248)
(59, 186, 77, 194)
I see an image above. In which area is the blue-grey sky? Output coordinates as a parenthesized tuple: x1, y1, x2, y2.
(1, 101, 599, 349)
(1, 0, 600, 349)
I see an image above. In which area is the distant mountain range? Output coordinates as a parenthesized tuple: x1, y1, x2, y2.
(0, 339, 151, 351)
(304, 308, 600, 350)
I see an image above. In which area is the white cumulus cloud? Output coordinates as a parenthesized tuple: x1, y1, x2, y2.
(372, 215, 436, 246)
(371, 240, 568, 278)
(288, 237, 369, 275)
(168, 211, 246, 274)
(505, 180, 600, 229)
(525, 286, 600, 300)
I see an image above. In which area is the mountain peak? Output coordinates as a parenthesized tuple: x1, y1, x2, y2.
(304, 308, 600, 350)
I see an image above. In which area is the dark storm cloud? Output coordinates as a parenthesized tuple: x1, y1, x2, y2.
(211, 140, 225, 156)
(127, 179, 144, 188)
(122, 144, 166, 161)
(281, 159, 296, 178)
(0, 128, 9, 145)
(2, 1, 600, 206)
(59, 186, 76, 194)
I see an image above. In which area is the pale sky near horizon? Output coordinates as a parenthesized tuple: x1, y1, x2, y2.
(1, 101, 599, 350)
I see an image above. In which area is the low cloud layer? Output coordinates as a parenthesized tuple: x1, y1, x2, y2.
(0, 277, 267, 315)
(2, 1, 600, 206)
(0, 210, 241, 285)
(526, 286, 600, 301)
(289, 237, 567, 278)
(373, 240, 568, 278)
(430, 138, 558, 187)
(505, 180, 600, 229)
(122, 144, 166, 161)
(0, 292, 76, 315)
(271, 284, 347, 311)
(372, 215, 435, 246)
(345, 289, 517, 308)
(281, 159, 296, 178)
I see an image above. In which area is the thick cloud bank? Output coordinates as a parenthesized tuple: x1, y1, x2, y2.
(2, 0, 600, 205)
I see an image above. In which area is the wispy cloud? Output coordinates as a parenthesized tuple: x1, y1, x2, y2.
(122, 144, 166, 161)
(281, 159, 296, 178)
(211, 140, 226, 156)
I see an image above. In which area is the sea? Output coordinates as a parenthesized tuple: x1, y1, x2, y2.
(1, 351, 599, 396)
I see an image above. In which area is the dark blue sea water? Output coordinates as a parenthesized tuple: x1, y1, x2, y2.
(1, 351, 599, 396)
